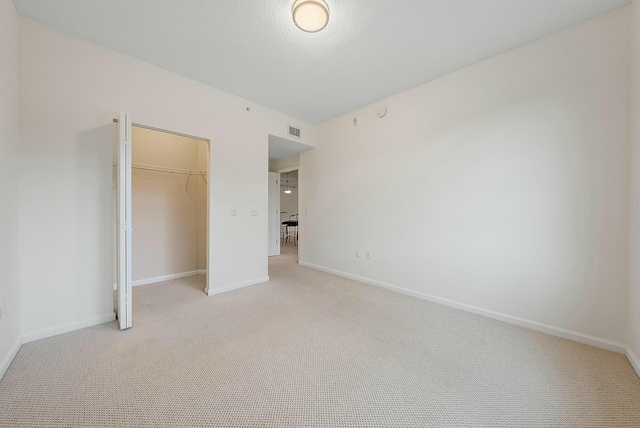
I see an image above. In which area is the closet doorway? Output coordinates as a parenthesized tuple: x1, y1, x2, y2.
(114, 116, 210, 330)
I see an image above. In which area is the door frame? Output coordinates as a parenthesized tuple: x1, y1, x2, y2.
(113, 117, 213, 323)
(116, 112, 132, 329)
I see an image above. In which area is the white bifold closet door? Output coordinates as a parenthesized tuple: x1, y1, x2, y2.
(268, 172, 281, 256)
(116, 111, 133, 330)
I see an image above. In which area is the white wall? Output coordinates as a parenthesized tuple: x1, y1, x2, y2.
(629, 0, 640, 363)
(301, 8, 630, 345)
(18, 17, 315, 338)
(0, 0, 21, 377)
(130, 127, 203, 282)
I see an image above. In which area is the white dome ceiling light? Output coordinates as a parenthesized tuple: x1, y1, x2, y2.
(292, 0, 329, 33)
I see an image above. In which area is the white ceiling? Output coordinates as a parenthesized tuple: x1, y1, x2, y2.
(268, 135, 312, 161)
(13, 0, 630, 124)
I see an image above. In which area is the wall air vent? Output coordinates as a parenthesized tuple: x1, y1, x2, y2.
(288, 125, 301, 139)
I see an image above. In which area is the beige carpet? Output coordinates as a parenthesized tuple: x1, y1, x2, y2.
(278, 241, 299, 261)
(1, 257, 640, 427)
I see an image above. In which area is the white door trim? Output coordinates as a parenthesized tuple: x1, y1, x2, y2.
(117, 111, 133, 330)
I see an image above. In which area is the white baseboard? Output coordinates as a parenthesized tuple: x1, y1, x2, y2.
(112, 270, 207, 290)
(299, 261, 627, 354)
(22, 313, 116, 344)
(626, 347, 640, 378)
(0, 336, 23, 381)
(206, 276, 270, 296)
(133, 270, 200, 287)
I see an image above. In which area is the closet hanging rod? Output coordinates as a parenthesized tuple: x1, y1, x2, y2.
(132, 163, 206, 176)
(113, 162, 206, 176)
(112, 163, 207, 190)
(112, 118, 210, 142)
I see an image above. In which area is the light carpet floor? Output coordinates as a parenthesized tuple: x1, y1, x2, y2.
(1, 257, 640, 427)
(278, 241, 299, 261)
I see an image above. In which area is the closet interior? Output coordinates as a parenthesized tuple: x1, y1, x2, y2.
(129, 126, 208, 286)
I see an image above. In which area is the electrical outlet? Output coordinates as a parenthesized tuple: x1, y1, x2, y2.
(366, 251, 371, 260)
(231, 208, 237, 216)
(0, 300, 4, 320)
(355, 250, 360, 258)
(250, 209, 258, 216)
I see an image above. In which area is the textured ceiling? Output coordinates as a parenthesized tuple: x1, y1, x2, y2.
(13, 0, 630, 124)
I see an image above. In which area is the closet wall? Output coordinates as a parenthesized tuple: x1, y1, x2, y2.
(131, 127, 207, 283)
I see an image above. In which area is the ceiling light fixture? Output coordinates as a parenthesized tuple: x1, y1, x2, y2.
(284, 173, 292, 194)
(292, 0, 329, 33)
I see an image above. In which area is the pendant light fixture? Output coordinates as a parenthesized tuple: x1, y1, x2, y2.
(284, 173, 292, 194)
(292, 0, 329, 33)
